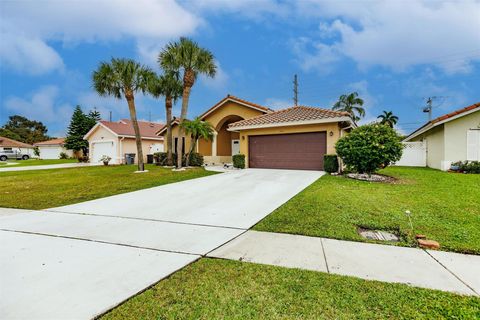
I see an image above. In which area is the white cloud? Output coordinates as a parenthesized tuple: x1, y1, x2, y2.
(264, 98, 292, 109)
(4, 86, 73, 126)
(200, 61, 229, 90)
(0, 32, 64, 75)
(0, 0, 201, 74)
(292, 0, 480, 74)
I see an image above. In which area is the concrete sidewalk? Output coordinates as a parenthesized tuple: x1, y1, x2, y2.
(0, 162, 100, 172)
(208, 230, 480, 296)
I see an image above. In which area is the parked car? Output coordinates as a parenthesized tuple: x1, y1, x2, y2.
(0, 149, 30, 161)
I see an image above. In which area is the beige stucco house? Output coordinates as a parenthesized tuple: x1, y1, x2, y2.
(84, 119, 164, 164)
(404, 102, 480, 170)
(158, 95, 355, 170)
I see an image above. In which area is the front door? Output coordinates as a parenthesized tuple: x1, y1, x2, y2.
(231, 139, 240, 155)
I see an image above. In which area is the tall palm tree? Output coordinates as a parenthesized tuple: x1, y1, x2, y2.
(159, 37, 216, 168)
(148, 71, 183, 166)
(332, 92, 366, 123)
(377, 111, 399, 128)
(180, 117, 214, 167)
(92, 58, 155, 171)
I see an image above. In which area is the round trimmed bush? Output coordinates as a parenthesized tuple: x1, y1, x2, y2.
(336, 123, 403, 174)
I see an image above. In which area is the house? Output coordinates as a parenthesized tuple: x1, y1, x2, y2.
(34, 138, 74, 159)
(157, 95, 355, 170)
(84, 119, 164, 164)
(0, 136, 34, 158)
(403, 102, 480, 170)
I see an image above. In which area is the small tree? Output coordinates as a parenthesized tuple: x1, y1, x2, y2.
(180, 117, 214, 167)
(65, 105, 97, 157)
(336, 123, 403, 174)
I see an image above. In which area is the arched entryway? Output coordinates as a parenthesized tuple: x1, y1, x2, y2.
(215, 115, 243, 157)
(198, 114, 244, 164)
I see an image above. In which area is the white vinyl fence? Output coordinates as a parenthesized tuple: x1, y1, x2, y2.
(394, 141, 426, 167)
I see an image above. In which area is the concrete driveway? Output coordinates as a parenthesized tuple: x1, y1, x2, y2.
(0, 169, 323, 319)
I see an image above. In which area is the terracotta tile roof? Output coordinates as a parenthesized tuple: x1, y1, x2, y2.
(199, 94, 273, 119)
(34, 138, 65, 146)
(0, 136, 33, 148)
(101, 119, 164, 139)
(431, 102, 480, 124)
(228, 106, 351, 129)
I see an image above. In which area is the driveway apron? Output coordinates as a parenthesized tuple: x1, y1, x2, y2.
(0, 169, 323, 319)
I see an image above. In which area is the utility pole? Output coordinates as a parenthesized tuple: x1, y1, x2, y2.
(423, 97, 433, 121)
(148, 110, 152, 122)
(109, 111, 112, 122)
(422, 96, 447, 121)
(293, 74, 298, 106)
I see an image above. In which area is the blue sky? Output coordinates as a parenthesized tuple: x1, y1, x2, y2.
(1, 0, 479, 137)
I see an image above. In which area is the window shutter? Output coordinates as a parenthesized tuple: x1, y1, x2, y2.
(466, 130, 480, 161)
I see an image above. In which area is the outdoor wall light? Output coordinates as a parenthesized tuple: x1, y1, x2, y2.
(329, 131, 334, 136)
(242, 135, 245, 140)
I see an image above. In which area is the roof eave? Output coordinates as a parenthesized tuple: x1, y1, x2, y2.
(227, 116, 353, 131)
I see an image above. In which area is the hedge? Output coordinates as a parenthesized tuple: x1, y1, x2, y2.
(153, 152, 204, 167)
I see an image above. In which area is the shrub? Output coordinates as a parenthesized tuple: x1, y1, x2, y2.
(77, 156, 89, 163)
(153, 152, 204, 167)
(233, 154, 245, 169)
(59, 152, 69, 159)
(336, 123, 403, 174)
(323, 154, 339, 173)
(451, 161, 480, 174)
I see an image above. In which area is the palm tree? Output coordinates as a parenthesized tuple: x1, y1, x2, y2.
(159, 37, 216, 168)
(377, 111, 399, 128)
(148, 71, 183, 166)
(180, 117, 214, 167)
(92, 58, 155, 171)
(332, 92, 366, 123)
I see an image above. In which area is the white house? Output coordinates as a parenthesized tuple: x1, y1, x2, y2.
(34, 138, 74, 159)
(403, 102, 480, 170)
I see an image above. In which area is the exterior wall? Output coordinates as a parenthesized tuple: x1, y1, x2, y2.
(444, 111, 480, 164)
(204, 101, 265, 130)
(38, 146, 73, 159)
(120, 138, 163, 164)
(237, 122, 342, 168)
(411, 125, 445, 170)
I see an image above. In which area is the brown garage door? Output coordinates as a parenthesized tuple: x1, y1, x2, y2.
(249, 132, 327, 170)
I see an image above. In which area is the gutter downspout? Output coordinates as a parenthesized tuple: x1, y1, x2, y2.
(119, 136, 125, 164)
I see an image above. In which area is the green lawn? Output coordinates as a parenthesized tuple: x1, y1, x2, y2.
(0, 165, 216, 209)
(101, 258, 480, 320)
(254, 167, 480, 254)
(1, 158, 77, 167)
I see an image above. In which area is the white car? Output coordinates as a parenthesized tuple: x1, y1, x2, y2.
(0, 149, 30, 161)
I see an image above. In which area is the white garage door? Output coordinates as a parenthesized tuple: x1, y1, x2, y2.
(92, 141, 116, 163)
(39, 146, 63, 159)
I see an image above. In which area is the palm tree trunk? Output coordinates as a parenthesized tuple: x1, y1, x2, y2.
(165, 96, 173, 166)
(177, 82, 193, 168)
(125, 92, 144, 171)
(185, 135, 197, 167)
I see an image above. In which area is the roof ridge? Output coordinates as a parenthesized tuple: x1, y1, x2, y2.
(431, 102, 480, 124)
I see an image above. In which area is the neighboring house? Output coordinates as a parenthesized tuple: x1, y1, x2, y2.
(157, 95, 355, 170)
(84, 119, 164, 164)
(403, 102, 480, 171)
(34, 138, 74, 159)
(0, 136, 34, 157)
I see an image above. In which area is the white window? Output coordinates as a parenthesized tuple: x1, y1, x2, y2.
(466, 129, 480, 161)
